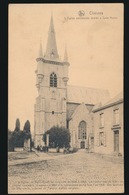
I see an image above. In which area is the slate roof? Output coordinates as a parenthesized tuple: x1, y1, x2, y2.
(67, 85, 110, 105)
(102, 91, 123, 106)
(92, 91, 123, 112)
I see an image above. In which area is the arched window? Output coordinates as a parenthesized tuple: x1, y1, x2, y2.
(78, 121, 86, 139)
(50, 72, 57, 87)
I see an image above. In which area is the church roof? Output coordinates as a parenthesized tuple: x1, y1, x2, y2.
(67, 85, 110, 105)
(70, 102, 89, 119)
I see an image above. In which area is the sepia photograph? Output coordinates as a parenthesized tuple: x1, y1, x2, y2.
(8, 3, 124, 194)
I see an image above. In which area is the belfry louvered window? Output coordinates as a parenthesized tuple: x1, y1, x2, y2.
(50, 72, 57, 87)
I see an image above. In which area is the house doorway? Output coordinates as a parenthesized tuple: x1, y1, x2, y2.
(80, 141, 85, 149)
(114, 130, 119, 152)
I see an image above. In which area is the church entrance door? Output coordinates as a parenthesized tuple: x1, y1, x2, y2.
(80, 141, 85, 149)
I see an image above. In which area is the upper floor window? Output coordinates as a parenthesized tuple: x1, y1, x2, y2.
(100, 113, 104, 128)
(113, 109, 119, 125)
(50, 72, 57, 87)
(78, 121, 86, 139)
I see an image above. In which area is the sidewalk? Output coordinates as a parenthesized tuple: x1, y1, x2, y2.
(91, 152, 124, 164)
(8, 150, 71, 166)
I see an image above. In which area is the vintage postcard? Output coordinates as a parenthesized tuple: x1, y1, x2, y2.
(8, 3, 124, 194)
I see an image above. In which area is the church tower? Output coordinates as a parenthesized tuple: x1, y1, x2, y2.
(34, 15, 70, 147)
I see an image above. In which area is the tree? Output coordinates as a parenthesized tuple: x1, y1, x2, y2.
(8, 130, 15, 151)
(43, 126, 70, 148)
(8, 119, 32, 151)
(10, 118, 24, 147)
(14, 118, 20, 132)
(13, 130, 25, 147)
(23, 120, 31, 139)
(8, 118, 24, 149)
(23, 120, 32, 151)
(8, 129, 25, 150)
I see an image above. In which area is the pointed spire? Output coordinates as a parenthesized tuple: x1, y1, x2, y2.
(45, 15, 59, 59)
(39, 38, 43, 57)
(49, 14, 55, 33)
(64, 45, 68, 62)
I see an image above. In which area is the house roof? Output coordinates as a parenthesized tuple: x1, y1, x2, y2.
(67, 85, 110, 105)
(92, 91, 123, 112)
(92, 102, 102, 111)
(103, 91, 123, 106)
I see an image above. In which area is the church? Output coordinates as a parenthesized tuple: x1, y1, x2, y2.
(34, 15, 110, 149)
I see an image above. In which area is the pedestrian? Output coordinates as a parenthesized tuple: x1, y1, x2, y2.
(63, 145, 66, 154)
(37, 145, 40, 151)
(56, 144, 60, 153)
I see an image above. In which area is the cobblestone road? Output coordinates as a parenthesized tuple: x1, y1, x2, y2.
(8, 150, 124, 194)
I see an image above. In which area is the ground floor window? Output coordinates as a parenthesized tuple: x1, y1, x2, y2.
(99, 132, 104, 146)
(97, 132, 106, 146)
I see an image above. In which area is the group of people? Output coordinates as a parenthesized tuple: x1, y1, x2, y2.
(63, 146, 73, 154)
(36, 144, 74, 154)
(37, 145, 48, 152)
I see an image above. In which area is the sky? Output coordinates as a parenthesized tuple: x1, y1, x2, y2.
(8, 4, 123, 136)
